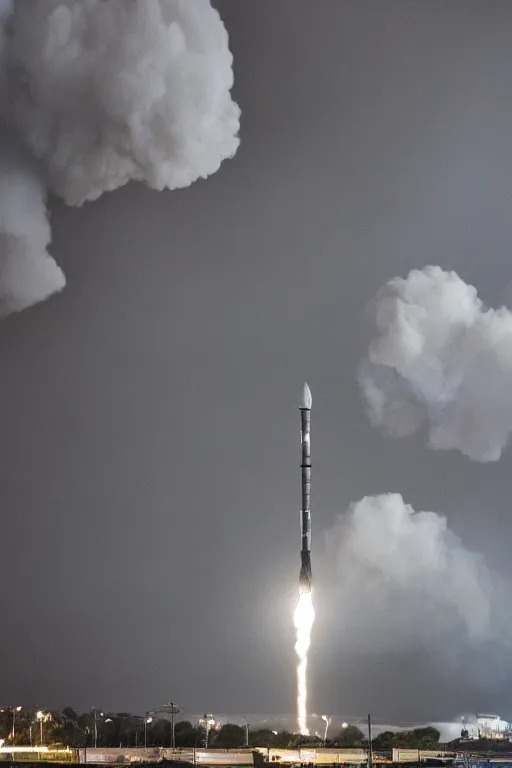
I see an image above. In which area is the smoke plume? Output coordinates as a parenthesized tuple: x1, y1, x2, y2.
(359, 266, 512, 462)
(0, 129, 65, 315)
(0, 0, 240, 314)
(325, 493, 501, 653)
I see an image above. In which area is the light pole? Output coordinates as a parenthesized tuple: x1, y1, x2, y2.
(241, 717, 249, 747)
(367, 714, 373, 768)
(11, 706, 22, 741)
(321, 716, 331, 746)
(36, 711, 44, 745)
(144, 716, 153, 748)
(162, 703, 182, 749)
(92, 709, 104, 747)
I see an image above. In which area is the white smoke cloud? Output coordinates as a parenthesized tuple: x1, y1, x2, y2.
(359, 266, 512, 462)
(325, 493, 499, 653)
(0, 0, 240, 314)
(4, 0, 240, 206)
(0, 129, 65, 316)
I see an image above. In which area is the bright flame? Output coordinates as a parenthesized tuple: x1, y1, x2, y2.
(294, 590, 315, 735)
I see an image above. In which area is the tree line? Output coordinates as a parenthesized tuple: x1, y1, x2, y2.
(0, 709, 444, 753)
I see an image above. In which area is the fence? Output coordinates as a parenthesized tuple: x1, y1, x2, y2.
(75, 747, 372, 765)
(0, 748, 75, 763)
(393, 751, 456, 764)
(0, 745, 466, 766)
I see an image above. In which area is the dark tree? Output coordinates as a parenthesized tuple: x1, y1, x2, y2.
(334, 725, 366, 747)
(273, 731, 296, 748)
(372, 731, 395, 752)
(250, 730, 296, 748)
(211, 724, 246, 748)
(249, 729, 279, 747)
(373, 727, 441, 753)
(52, 707, 86, 747)
(174, 721, 203, 747)
(409, 727, 441, 748)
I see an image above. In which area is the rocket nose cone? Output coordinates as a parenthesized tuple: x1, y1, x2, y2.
(300, 382, 312, 409)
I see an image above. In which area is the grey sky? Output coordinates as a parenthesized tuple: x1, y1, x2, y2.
(2, 0, 512, 722)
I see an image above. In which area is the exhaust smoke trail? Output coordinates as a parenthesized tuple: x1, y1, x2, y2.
(294, 589, 315, 736)
(325, 493, 504, 654)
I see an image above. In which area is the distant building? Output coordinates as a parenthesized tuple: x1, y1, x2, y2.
(476, 714, 510, 740)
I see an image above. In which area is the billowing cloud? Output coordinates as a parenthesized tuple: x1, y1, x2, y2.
(0, 129, 65, 316)
(325, 493, 500, 653)
(0, 0, 240, 314)
(359, 266, 512, 461)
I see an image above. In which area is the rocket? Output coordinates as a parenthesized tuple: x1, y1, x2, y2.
(299, 382, 312, 594)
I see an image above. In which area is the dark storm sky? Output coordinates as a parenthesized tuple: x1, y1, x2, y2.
(3, 0, 512, 723)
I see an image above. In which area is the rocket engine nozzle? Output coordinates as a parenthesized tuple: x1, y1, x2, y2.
(299, 551, 312, 594)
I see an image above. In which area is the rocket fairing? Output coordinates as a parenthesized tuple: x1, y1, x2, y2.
(299, 382, 312, 594)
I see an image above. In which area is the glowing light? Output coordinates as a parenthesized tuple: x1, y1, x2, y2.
(293, 589, 315, 735)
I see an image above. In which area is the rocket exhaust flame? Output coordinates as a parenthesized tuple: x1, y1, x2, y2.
(294, 589, 315, 736)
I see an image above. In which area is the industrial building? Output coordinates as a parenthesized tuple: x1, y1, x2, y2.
(461, 714, 511, 741)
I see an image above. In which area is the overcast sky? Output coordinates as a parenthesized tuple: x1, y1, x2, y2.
(3, 0, 512, 724)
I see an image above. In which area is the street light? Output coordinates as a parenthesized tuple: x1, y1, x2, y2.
(36, 711, 44, 745)
(367, 714, 373, 768)
(321, 715, 331, 745)
(241, 717, 249, 747)
(11, 706, 22, 740)
(161, 703, 182, 749)
(144, 716, 153, 748)
(91, 709, 104, 747)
